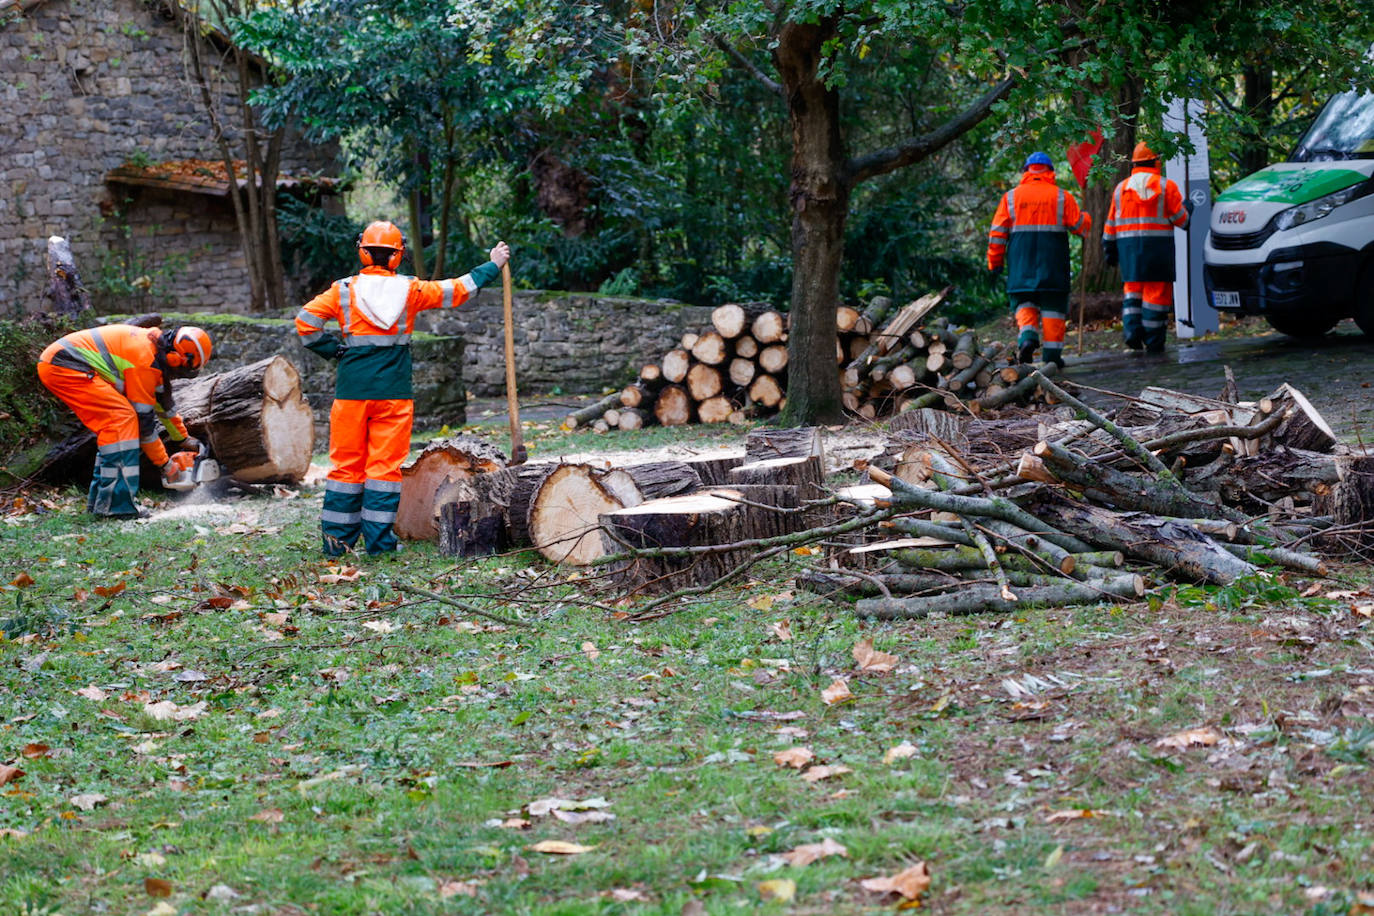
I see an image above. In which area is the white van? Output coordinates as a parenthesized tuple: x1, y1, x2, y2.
(1204, 90, 1374, 336)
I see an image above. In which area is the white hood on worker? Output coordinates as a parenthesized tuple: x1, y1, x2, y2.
(351, 274, 411, 330)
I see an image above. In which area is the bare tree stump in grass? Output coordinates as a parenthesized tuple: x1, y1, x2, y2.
(599, 486, 795, 593)
(396, 436, 508, 540)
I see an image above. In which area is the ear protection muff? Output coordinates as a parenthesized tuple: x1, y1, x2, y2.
(166, 350, 186, 368)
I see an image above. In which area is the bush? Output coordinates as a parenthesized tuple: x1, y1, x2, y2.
(0, 315, 82, 461)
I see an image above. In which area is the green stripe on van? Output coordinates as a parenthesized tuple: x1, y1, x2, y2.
(1217, 165, 1369, 204)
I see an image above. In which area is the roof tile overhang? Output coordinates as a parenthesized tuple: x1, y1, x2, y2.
(106, 159, 343, 198)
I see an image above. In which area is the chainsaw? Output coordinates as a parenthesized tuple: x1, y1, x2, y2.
(163, 442, 221, 492)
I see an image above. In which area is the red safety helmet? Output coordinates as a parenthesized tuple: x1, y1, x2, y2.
(1132, 141, 1158, 164)
(168, 326, 212, 370)
(357, 220, 405, 270)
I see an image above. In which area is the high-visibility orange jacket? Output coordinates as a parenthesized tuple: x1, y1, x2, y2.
(1102, 165, 1189, 282)
(295, 262, 499, 400)
(987, 169, 1090, 294)
(38, 325, 189, 466)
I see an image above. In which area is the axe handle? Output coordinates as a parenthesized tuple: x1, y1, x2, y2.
(501, 261, 526, 465)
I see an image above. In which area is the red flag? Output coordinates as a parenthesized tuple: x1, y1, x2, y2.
(1067, 129, 1104, 190)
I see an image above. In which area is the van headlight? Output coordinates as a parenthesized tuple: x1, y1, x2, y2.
(1274, 179, 1374, 230)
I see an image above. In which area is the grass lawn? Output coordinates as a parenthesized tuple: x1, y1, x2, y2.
(1, 420, 1372, 915)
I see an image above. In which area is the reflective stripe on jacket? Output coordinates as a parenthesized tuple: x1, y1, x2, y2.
(1102, 166, 1189, 282)
(37, 324, 188, 465)
(987, 170, 1090, 294)
(295, 262, 499, 400)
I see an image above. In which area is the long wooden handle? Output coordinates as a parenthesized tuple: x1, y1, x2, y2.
(501, 260, 526, 465)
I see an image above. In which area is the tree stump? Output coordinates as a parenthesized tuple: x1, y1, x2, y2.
(599, 486, 795, 593)
(745, 426, 823, 463)
(396, 436, 508, 540)
(45, 235, 92, 316)
(173, 355, 313, 483)
(436, 463, 552, 555)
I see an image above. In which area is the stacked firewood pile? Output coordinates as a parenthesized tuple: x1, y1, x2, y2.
(563, 288, 1061, 433)
(803, 375, 1354, 617)
(563, 302, 791, 431)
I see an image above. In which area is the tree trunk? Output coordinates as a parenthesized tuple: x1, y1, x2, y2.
(774, 17, 848, 425)
(173, 356, 313, 482)
(44, 236, 91, 316)
(1079, 76, 1140, 292)
(528, 464, 645, 565)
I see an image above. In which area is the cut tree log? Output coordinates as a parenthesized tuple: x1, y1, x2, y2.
(564, 392, 623, 429)
(617, 407, 651, 430)
(661, 349, 691, 384)
(712, 302, 770, 339)
(853, 574, 1144, 619)
(836, 305, 862, 333)
(680, 454, 746, 486)
(854, 296, 894, 337)
(691, 331, 729, 366)
(173, 355, 313, 483)
(728, 356, 757, 388)
(45, 235, 91, 316)
(734, 335, 759, 359)
(758, 345, 788, 375)
(686, 363, 725, 401)
(748, 374, 784, 409)
(1270, 384, 1338, 453)
(846, 287, 952, 370)
(396, 435, 508, 540)
(751, 310, 787, 344)
(528, 463, 645, 565)
(437, 470, 515, 557)
(653, 384, 693, 426)
(697, 396, 736, 424)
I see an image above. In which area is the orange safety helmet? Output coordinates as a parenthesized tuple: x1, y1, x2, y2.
(1131, 141, 1158, 164)
(168, 326, 212, 371)
(357, 220, 406, 270)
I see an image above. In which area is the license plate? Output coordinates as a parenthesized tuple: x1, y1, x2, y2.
(1212, 290, 1241, 309)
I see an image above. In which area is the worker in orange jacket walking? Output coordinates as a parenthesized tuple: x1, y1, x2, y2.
(1102, 142, 1190, 354)
(987, 152, 1091, 367)
(37, 324, 212, 518)
(296, 221, 510, 556)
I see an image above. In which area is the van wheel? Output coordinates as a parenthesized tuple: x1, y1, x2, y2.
(1266, 314, 1338, 337)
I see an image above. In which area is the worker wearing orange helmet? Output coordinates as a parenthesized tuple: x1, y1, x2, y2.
(1102, 141, 1190, 354)
(37, 324, 212, 518)
(987, 152, 1092, 367)
(296, 220, 510, 556)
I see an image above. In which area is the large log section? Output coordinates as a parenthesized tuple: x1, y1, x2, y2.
(172, 355, 313, 482)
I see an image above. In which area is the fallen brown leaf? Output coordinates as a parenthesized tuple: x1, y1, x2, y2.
(820, 678, 853, 706)
(773, 746, 814, 769)
(1154, 727, 1222, 751)
(143, 700, 207, 722)
(756, 878, 796, 902)
(883, 741, 918, 764)
(438, 880, 478, 898)
(800, 764, 852, 784)
(70, 792, 108, 811)
(144, 877, 173, 898)
(249, 807, 285, 824)
(93, 581, 126, 598)
(770, 619, 793, 642)
(581, 641, 601, 661)
(860, 861, 931, 900)
(1045, 808, 1110, 822)
(527, 840, 595, 855)
(9, 572, 34, 588)
(852, 639, 898, 673)
(75, 686, 108, 701)
(781, 837, 848, 866)
(0, 764, 24, 786)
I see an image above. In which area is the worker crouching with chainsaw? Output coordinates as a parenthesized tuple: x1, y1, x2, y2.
(37, 324, 212, 519)
(296, 220, 510, 556)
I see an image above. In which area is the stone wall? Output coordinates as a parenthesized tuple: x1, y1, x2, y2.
(414, 289, 715, 397)
(0, 0, 336, 316)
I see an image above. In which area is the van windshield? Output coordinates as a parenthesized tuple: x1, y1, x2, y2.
(1292, 91, 1374, 161)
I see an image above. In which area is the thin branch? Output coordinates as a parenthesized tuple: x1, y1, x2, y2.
(392, 583, 533, 628)
(711, 34, 783, 96)
(844, 77, 1015, 186)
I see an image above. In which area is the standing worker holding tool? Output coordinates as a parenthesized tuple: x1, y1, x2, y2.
(986, 152, 1092, 368)
(1102, 141, 1190, 355)
(296, 220, 510, 556)
(36, 324, 213, 519)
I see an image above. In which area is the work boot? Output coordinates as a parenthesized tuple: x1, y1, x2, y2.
(1124, 333, 1144, 351)
(1044, 353, 1065, 369)
(1017, 341, 1038, 364)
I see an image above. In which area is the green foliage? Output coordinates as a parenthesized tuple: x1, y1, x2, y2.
(276, 196, 360, 293)
(0, 316, 79, 460)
